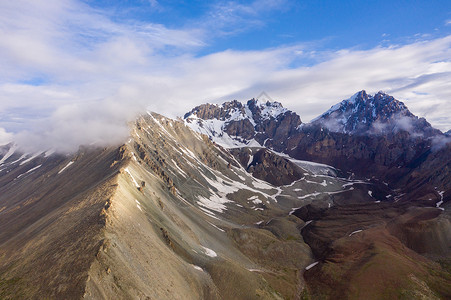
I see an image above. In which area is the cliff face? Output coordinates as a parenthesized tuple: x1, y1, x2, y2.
(230, 147, 305, 186)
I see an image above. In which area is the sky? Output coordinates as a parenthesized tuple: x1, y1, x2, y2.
(0, 0, 450, 152)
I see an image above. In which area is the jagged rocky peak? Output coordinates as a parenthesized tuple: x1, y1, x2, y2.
(246, 98, 288, 121)
(312, 90, 439, 137)
(184, 100, 244, 121)
(184, 96, 301, 148)
(184, 97, 288, 122)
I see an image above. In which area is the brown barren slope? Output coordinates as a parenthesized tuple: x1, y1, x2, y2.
(300, 202, 451, 299)
(0, 146, 127, 299)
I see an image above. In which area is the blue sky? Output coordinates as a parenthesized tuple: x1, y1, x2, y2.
(87, 0, 451, 51)
(0, 0, 450, 151)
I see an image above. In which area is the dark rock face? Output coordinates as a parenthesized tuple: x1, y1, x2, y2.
(184, 100, 244, 120)
(287, 124, 434, 178)
(255, 111, 302, 149)
(230, 147, 305, 186)
(224, 119, 255, 140)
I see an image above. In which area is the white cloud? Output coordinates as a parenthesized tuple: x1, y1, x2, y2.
(199, 0, 289, 36)
(0, 1, 450, 153)
(0, 128, 13, 146)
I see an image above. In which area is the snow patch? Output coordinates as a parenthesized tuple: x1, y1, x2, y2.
(19, 152, 42, 165)
(124, 167, 140, 188)
(305, 261, 319, 270)
(247, 154, 254, 167)
(297, 192, 321, 200)
(272, 150, 337, 176)
(192, 265, 203, 271)
(44, 149, 55, 157)
(135, 199, 143, 212)
(206, 221, 225, 232)
(248, 268, 264, 272)
(248, 195, 262, 204)
(202, 246, 217, 258)
(251, 178, 274, 190)
(436, 190, 445, 210)
(349, 229, 363, 237)
(0, 144, 17, 165)
(16, 164, 42, 178)
(58, 161, 74, 174)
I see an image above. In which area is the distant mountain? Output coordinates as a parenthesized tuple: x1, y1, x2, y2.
(184, 99, 301, 148)
(184, 91, 441, 153)
(185, 91, 450, 191)
(312, 90, 440, 137)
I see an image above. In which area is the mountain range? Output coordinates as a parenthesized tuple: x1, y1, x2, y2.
(0, 91, 450, 299)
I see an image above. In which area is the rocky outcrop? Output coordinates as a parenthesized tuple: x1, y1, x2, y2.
(230, 147, 305, 186)
(184, 100, 245, 120)
(224, 119, 255, 140)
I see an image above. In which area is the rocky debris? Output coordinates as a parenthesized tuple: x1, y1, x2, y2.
(160, 227, 174, 249)
(99, 198, 112, 225)
(303, 224, 451, 299)
(0, 146, 124, 299)
(116, 145, 130, 161)
(133, 142, 175, 193)
(296, 196, 451, 299)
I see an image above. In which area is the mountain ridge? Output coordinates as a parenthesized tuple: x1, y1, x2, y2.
(0, 93, 450, 299)
(184, 90, 443, 150)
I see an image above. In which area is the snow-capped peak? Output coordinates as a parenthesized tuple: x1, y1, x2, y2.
(183, 98, 293, 148)
(312, 90, 438, 136)
(246, 98, 288, 121)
